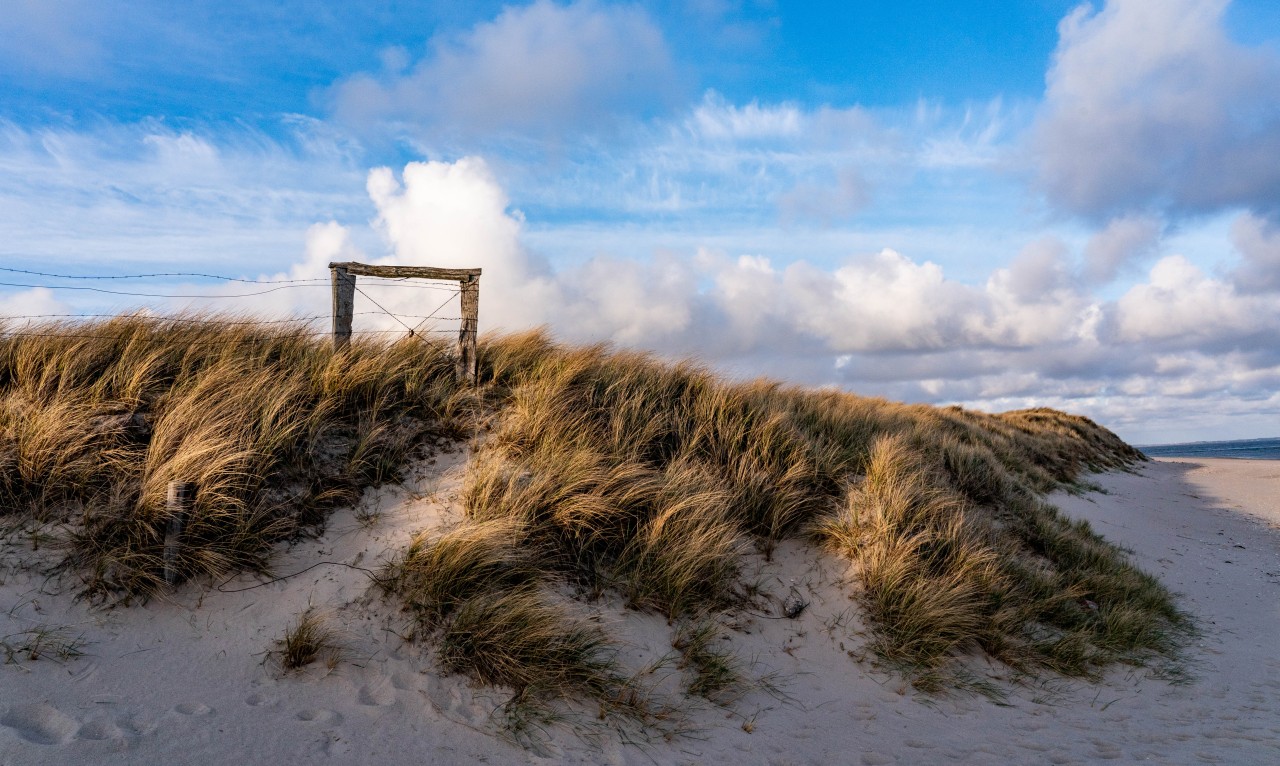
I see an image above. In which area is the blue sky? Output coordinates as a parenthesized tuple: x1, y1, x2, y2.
(2, 0, 1279, 444)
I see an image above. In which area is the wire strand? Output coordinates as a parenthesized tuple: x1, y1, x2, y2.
(0, 265, 468, 293)
(0, 328, 457, 347)
(0, 279, 321, 298)
(0, 312, 462, 324)
(353, 284, 419, 334)
(408, 290, 461, 338)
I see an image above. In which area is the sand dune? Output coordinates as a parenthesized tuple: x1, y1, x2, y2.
(2, 454, 1278, 765)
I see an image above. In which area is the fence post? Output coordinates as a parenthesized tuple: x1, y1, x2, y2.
(330, 265, 355, 350)
(164, 481, 196, 588)
(457, 274, 479, 384)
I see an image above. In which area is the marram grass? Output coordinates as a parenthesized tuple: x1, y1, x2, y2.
(0, 318, 1191, 719)
(0, 314, 464, 599)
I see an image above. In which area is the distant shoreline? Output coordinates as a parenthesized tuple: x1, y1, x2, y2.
(1137, 436, 1280, 461)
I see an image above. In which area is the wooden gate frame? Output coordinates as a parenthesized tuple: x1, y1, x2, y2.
(329, 261, 481, 384)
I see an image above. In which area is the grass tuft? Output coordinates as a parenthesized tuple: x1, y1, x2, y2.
(1, 625, 89, 665)
(672, 620, 748, 704)
(274, 609, 343, 672)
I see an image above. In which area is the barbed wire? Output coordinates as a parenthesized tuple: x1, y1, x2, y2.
(0, 266, 463, 292)
(0, 280, 466, 299)
(0, 279, 320, 299)
(0, 312, 463, 324)
(0, 267, 470, 347)
(0, 328, 458, 348)
(407, 290, 461, 339)
(353, 284, 418, 335)
(0, 266, 326, 284)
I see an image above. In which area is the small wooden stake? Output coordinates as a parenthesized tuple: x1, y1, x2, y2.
(457, 274, 479, 385)
(330, 265, 355, 350)
(164, 481, 196, 588)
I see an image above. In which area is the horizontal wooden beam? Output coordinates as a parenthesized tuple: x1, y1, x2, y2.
(329, 261, 481, 281)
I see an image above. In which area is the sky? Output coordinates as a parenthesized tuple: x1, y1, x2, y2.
(2, 0, 1279, 444)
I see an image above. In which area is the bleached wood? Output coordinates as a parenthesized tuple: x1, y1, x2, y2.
(328, 262, 481, 281)
(330, 265, 356, 350)
(457, 274, 479, 384)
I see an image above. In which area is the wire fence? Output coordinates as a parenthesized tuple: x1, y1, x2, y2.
(0, 265, 466, 348)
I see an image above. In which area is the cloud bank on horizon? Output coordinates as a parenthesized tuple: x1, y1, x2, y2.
(1, 0, 1278, 444)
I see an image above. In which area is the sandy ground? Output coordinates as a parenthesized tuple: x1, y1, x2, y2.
(2, 454, 1278, 765)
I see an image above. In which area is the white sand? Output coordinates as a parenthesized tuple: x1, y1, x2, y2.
(3, 454, 1279, 765)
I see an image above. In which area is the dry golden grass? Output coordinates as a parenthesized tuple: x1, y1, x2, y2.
(0, 317, 1190, 715)
(0, 315, 463, 599)
(440, 330, 1190, 693)
(274, 608, 343, 673)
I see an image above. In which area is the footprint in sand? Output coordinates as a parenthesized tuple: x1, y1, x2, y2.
(76, 717, 124, 741)
(420, 678, 487, 725)
(118, 713, 158, 737)
(357, 678, 397, 706)
(0, 703, 79, 745)
(296, 709, 342, 724)
(244, 692, 276, 707)
(173, 702, 213, 716)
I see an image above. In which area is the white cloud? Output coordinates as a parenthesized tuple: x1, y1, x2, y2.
(0, 287, 68, 318)
(1081, 214, 1162, 283)
(492, 151, 1279, 440)
(1231, 212, 1280, 293)
(0, 121, 370, 282)
(329, 0, 677, 138)
(690, 92, 804, 141)
(362, 157, 562, 332)
(327, 158, 1280, 406)
(1111, 255, 1280, 348)
(0, 0, 106, 77)
(777, 167, 872, 225)
(1033, 0, 1280, 218)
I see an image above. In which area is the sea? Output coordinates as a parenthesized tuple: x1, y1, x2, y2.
(1138, 437, 1280, 461)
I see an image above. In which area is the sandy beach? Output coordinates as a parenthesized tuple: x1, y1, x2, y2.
(3, 454, 1278, 765)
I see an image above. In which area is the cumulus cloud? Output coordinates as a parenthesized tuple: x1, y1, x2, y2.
(327, 157, 1142, 361)
(361, 157, 563, 331)
(0, 287, 68, 318)
(311, 155, 1280, 443)
(1231, 212, 1280, 293)
(328, 0, 678, 138)
(5, 139, 1276, 443)
(1033, 0, 1280, 219)
(1080, 214, 1162, 283)
(1110, 255, 1280, 351)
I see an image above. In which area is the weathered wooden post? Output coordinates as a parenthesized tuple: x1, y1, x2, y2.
(330, 264, 355, 350)
(163, 481, 196, 588)
(457, 273, 479, 384)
